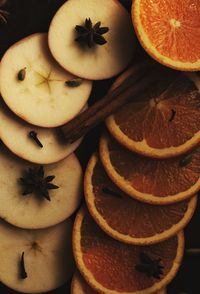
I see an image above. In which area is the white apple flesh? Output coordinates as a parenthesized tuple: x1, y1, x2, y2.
(0, 101, 85, 164)
(0, 33, 92, 127)
(0, 146, 82, 229)
(0, 218, 74, 293)
(48, 0, 136, 80)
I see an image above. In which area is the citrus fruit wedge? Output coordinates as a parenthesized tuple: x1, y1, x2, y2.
(73, 207, 184, 294)
(132, 0, 200, 71)
(106, 67, 200, 158)
(0, 218, 74, 293)
(48, 0, 135, 80)
(100, 133, 200, 205)
(84, 153, 197, 245)
(0, 100, 84, 164)
(0, 33, 92, 127)
(0, 146, 82, 229)
(71, 271, 167, 294)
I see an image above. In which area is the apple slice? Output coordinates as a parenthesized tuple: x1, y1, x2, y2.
(48, 0, 135, 80)
(0, 218, 74, 293)
(0, 100, 85, 164)
(71, 271, 98, 293)
(0, 146, 82, 229)
(0, 33, 92, 127)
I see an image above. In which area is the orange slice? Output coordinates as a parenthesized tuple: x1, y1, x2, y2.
(132, 0, 200, 71)
(100, 133, 200, 205)
(71, 271, 168, 294)
(71, 272, 168, 294)
(73, 207, 184, 294)
(84, 153, 197, 245)
(106, 67, 200, 158)
(71, 271, 167, 294)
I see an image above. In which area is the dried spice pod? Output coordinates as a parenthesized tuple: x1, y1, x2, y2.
(48, 0, 136, 80)
(75, 18, 109, 48)
(19, 165, 59, 202)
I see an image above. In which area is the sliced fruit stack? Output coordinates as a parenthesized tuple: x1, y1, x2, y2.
(0, 0, 137, 292)
(65, 0, 200, 292)
(0, 34, 87, 292)
(0, 0, 199, 293)
(72, 63, 200, 293)
(71, 271, 168, 294)
(0, 15, 90, 294)
(0, 32, 93, 163)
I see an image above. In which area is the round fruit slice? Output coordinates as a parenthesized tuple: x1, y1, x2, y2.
(106, 67, 200, 158)
(0, 101, 84, 164)
(0, 146, 82, 229)
(132, 0, 200, 71)
(71, 271, 98, 294)
(48, 0, 135, 80)
(100, 133, 200, 205)
(84, 153, 197, 245)
(0, 33, 92, 127)
(71, 271, 167, 294)
(0, 218, 74, 293)
(73, 207, 184, 294)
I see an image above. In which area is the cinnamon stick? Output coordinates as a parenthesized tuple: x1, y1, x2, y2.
(60, 61, 173, 143)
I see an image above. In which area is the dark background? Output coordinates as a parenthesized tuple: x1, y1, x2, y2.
(0, 0, 199, 293)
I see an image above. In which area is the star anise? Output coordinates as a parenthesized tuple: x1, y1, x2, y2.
(19, 166, 59, 201)
(135, 252, 164, 279)
(75, 18, 109, 48)
(0, 0, 9, 24)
